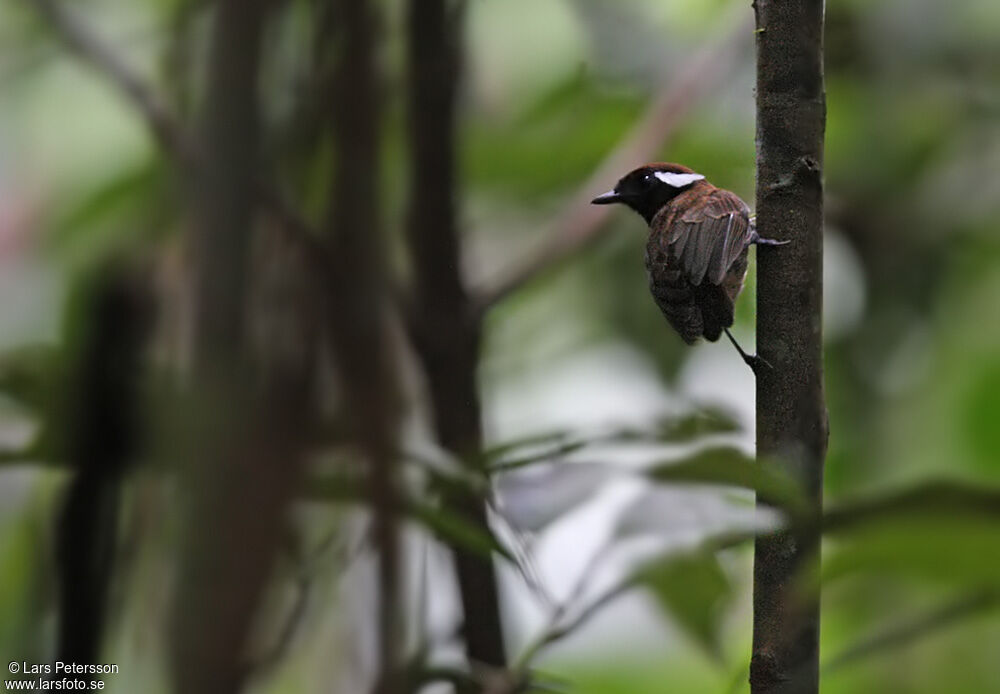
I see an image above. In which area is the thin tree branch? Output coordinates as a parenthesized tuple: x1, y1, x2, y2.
(472, 15, 752, 314)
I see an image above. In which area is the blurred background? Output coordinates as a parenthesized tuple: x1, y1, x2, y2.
(0, 0, 998, 692)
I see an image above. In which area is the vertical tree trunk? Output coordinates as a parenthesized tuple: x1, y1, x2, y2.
(403, 0, 507, 669)
(752, 1, 828, 692)
(171, 3, 316, 693)
(322, 1, 404, 691)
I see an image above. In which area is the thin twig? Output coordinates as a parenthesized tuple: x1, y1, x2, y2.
(244, 572, 311, 677)
(243, 531, 344, 678)
(511, 581, 631, 676)
(472, 14, 753, 314)
(487, 500, 558, 609)
(24, 0, 191, 157)
(502, 541, 621, 688)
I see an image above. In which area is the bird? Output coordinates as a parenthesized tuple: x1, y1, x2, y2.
(591, 162, 786, 372)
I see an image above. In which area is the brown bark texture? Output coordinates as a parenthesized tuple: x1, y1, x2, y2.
(403, 0, 507, 669)
(752, 0, 829, 692)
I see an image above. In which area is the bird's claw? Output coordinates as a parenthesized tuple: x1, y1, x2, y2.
(754, 236, 790, 247)
(745, 353, 773, 375)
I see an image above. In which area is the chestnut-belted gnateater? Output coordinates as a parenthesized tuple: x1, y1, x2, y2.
(591, 162, 786, 372)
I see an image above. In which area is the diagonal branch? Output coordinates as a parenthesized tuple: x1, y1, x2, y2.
(472, 15, 752, 315)
(823, 590, 999, 673)
(24, 0, 191, 158)
(22, 0, 329, 264)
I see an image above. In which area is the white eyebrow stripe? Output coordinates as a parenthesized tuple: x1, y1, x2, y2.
(653, 171, 705, 187)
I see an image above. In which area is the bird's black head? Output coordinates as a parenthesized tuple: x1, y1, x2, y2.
(591, 163, 706, 224)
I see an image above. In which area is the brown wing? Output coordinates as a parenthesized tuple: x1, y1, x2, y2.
(665, 189, 751, 287)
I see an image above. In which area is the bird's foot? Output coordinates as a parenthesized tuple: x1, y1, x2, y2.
(747, 222, 790, 247)
(742, 352, 773, 375)
(753, 236, 790, 247)
(724, 328, 772, 376)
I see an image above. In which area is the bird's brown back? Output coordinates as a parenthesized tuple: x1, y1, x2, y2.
(644, 184, 751, 343)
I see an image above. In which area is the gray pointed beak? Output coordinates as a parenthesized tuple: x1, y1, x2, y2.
(590, 190, 621, 205)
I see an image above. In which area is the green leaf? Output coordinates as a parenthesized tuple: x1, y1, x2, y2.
(463, 71, 643, 200)
(645, 446, 805, 513)
(523, 531, 751, 664)
(0, 345, 60, 414)
(803, 482, 1000, 589)
(305, 472, 513, 561)
(649, 406, 742, 442)
(823, 590, 999, 673)
(631, 552, 732, 660)
(822, 481, 1000, 533)
(0, 437, 53, 468)
(407, 501, 514, 562)
(481, 430, 575, 463)
(303, 471, 367, 504)
(485, 435, 590, 473)
(48, 157, 172, 266)
(823, 516, 1000, 585)
(484, 407, 742, 474)
(404, 665, 477, 694)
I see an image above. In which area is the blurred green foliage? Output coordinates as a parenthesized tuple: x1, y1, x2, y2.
(0, 0, 997, 692)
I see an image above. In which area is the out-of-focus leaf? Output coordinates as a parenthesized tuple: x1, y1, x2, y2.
(0, 345, 60, 414)
(804, 483, 1000, 588)
(0, 438, 53, 467)
(649, 406, 742, 442)
(632, 552, 732, 660)
(305, 471, 514, 561)
(405, 665, 477, 694)
(961, 360, 1000, 471)
(822, 481, 1000, 533)
(304, 471, 368, 504)
(48, 158, 172, 266)
(613, 486, 780, 542)
(411, 453, 488, 499)
(484, 407, 743, 473)
(516, 532, 751, 668)
(486, 435, 590, 473)
(464, 71, 643, 199)
(823, 516, 1000, 585)
(496, 462, 612, 532)
(481, 430, 575, 463)
(645, 446, 806, 513)
(823, 589, 999, 673)
(407, 501, 514, 562)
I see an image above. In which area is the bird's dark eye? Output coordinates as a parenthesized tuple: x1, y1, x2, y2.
(643, 173, 655, 185)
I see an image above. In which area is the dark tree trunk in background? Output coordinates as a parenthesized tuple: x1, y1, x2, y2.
(404, 0, 507, 669)
(55, 268, 149, 680)
(752, 1, 828, 693)
(321, 0, 404, 691)
(171, 2, 315, 693)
